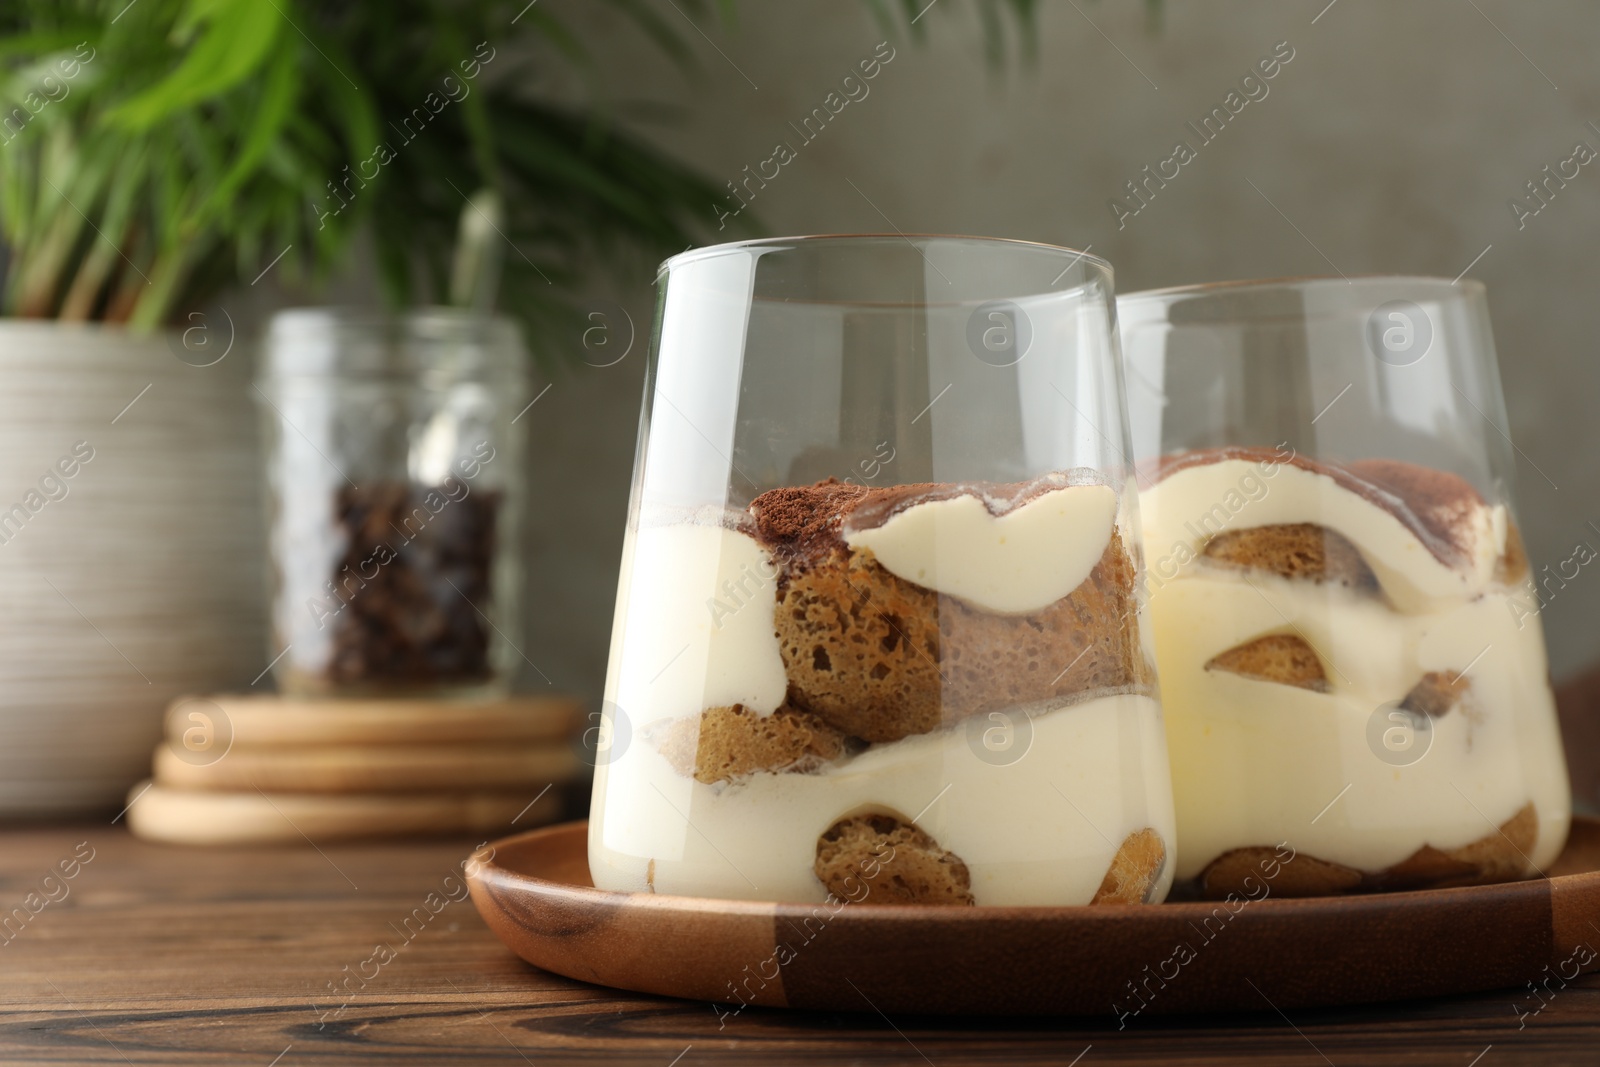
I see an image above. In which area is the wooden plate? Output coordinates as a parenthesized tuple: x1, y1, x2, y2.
(467, 816, 1600, 1016)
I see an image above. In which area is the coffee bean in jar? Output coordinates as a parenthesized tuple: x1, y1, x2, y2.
(317, 480, 503, 687)
(259, 310, 526, 698)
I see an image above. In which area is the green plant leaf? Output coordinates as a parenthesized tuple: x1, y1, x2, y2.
(108, 0, 284, 129)
(195, 39, 297, 223)
(0, 29, 97, 61)
(0, 0, 1056, 338)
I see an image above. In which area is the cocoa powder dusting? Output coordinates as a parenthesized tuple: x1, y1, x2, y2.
(749, 480, 870, 570)
(749, 475, 1094, 570)
(1151, 446, 1489, 570)
(1346, 458, 1485, 553)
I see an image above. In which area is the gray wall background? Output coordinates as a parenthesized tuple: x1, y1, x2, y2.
(271, 0, 1600, 701)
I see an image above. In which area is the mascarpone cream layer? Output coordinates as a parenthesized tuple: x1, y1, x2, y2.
(844, 483, 1118, 615)
(611, 524, 788, 720)
(1142, 459, 1506, 613)
(1140, 459, 1568, 880)
(1150, 575, 1569, 877)
(589, 692, 1175, 905)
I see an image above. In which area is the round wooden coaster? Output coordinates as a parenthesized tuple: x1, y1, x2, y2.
(125, 781, 562, 845)
(153, 741, 584, 794)
(165, 694, 585, 748)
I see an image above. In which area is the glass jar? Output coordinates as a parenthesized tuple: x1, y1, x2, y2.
(588, 235, 1175, 907)
(1120, 276, 1570, 897)
(258, 308, 528, 698)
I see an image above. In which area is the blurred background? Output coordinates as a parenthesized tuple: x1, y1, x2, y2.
(4, 0, 1599, 818)
(503, 0, 1600, 698)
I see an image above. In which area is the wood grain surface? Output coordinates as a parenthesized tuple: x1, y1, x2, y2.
(3, 823, 1599, 1066)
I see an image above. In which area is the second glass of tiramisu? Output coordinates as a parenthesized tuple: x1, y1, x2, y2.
(1121, 276, 1570, 897)
(588, 235, 1175, 906)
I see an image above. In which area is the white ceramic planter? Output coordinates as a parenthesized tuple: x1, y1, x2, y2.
(0, 322, 266, 816)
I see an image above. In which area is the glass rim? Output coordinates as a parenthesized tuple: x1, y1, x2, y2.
(658, 232, 1113, 279)
(1117, 273, 1486, 307)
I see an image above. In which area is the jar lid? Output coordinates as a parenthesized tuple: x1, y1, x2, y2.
(262, 307, 526, 382)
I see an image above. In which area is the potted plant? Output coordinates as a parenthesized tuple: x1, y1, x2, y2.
(0, 0, 1037, 814)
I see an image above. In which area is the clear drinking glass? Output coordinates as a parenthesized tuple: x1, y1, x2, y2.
(588, 234, 1175, 907)
(1120, 276, 1569, 897)
(258, 308, 528, 698)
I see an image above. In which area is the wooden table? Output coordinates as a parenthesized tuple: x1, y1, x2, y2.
(3, 824, 1598, 1066)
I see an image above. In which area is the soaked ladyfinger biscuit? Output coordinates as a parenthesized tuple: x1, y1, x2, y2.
(1202, 523, 1380, 592)
(1204, 633, 1330, 692)
(1447, 801, 1538, 882)
(654, 704, 850, 785)
(772, 534, 1138, 743)
(1198, 803, 1539, 897)
(749, 478, 1142, 745)
(813, 812, 974, 905)
(1398, 671, 1471, 718)
(1090, 828, 1167, 905)
(1199, 846, 1362, 898)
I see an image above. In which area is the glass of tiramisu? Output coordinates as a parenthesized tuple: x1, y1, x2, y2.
(1120, 276, 1570, 897)
(588, 235, 1176, 906)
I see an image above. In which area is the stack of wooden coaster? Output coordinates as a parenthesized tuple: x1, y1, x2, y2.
(126, 694, 585, 845)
